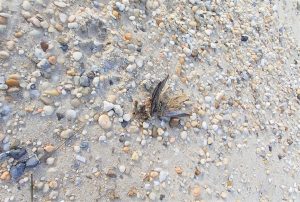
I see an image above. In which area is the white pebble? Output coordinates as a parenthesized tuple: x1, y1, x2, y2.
(103, 101, 114, 112)
(72, 52, 82, 61)
(46, 157, 55, 165)
(180, 131, 187, 140)
(43, 106, 54, 116)
(65, 109, 77, 121)
(123, 113, 131, 122)
(118, 165, 126, 173)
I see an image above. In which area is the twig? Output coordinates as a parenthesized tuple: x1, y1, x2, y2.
(30, 173, 33, 202)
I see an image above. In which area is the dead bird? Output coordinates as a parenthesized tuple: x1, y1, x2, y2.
(133, 74, 190, 120)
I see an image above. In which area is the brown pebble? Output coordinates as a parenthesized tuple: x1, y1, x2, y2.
(0, 171, 11, 181)
(169, 118, 180, 127)
(55, 23, 63, 32)
(128, 187, 138, 197)
(48, 56, 56, 64)
(106, 168, 117, 178)
(14, 31, 23, 38)
(194, 167, 201, 176)
(112, 10, 119, 18)
(175, 166, 183, 175)
(5, 79, 19, 87)
(124, 33, 132, 41)
(192, 185, 201, 197)
(40, 41, 49, 52)
(44, 145, 55, 153)
(0, 16, 7, 25)
(151, 126, 158, 138)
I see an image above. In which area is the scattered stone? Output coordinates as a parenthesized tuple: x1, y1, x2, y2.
(0, 171, 10, 181)
(98, 114, 112, 130)
(192, 185, 201, 197)
(43, 106, 54, 116)
(0, 51, 9, 60)
(44, 145, 55, 153)
(46, 157, 55, 165)
(72, 52, 83, 61)
(66, 109, 77, 121)
(60, 129, 73, 139)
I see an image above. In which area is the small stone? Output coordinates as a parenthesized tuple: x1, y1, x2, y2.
(149, 192, 156, 200)
(103, 101, 114, 112)
(98, 114, 112, 130)
(44, 89, 60, 96)
(72, 52, 82, 61)
(207, 137, 214, 145)
(79, 76, 90, 87)
(0, 171, 10, 181)
(118, 165, 126, 173)
(220, 191, 227, 199)
(22, 1, 31, 10)
(54, 1, 67, 8)
(76, 155, 86, 163)
(43, 106, 54, 116)
(192, 185, 201, 197)
(180, 131, 187, 140)
(0, 51, 9, 60)
(46, 157, 55, 165)
(44, 145, 55, 153)
(106, 168, 117, 178)
(48, 56, 56, 64)
(169, 118, 180, 127)
(131, 151, 139, 161)
(6, 41, 15, 50)
(65, 109, 77, 121)
(113, 105, 123, 116)
(124, 33, 132, 41)
(49, 180, 58, 189)
(60, 129, 73, 139)
(123, 114, 131, 122)
(25, 155, 39, 168)
(116, 2, 125, 11)
(40, 41, 49, 52)
(73, 145, 80, 153)
(0, 16, 7, 25)
(175, 166, 183, 175)
(159, 170, 169, 182)
(5, 79, 19, 87)
(241, 35, 249, 42)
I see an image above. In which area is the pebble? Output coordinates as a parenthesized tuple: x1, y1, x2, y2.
(66, 110, 77, 121)
(0, 171, 10, 181)
(76, 155, 86, 163)
(118, 165, 126, 173)
(43, 106, 54, 116)
(60, 129, 73, 139)
(123, 114, 131, 122)
(192, 185, 201, 197)
(116, 2, 125, 11)
(44, 145, 55, 153)
(103, 101, 114, 112)
(72, 52, 83, 61)
(22, 1, 31, 10)
(46, 157, 55, 165)
(0, 51, 9, 60)
(79, 76, 90, 87)
(25, 155, 40, 168)
(10, 163, 25, 179)
(0, 16, 7, 25)
(180, 131, 187, 140)
(113, 105, 123, 116)
(98, 114, 112, 130)
(159, 171, 169, 182)
(5, 79, 19, 87)
(149, 192, 156, 200)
